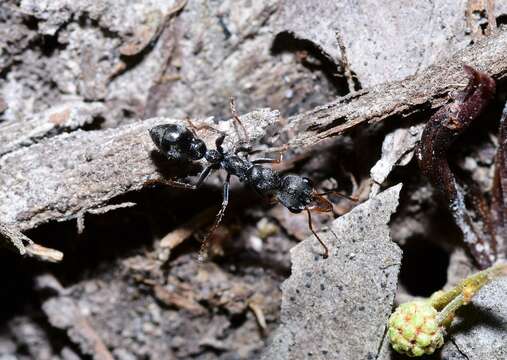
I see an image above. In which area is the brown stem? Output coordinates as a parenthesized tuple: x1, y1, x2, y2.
(416, 65, 496, 269)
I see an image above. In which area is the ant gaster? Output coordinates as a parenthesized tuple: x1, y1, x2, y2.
(149, 99, 354, 260)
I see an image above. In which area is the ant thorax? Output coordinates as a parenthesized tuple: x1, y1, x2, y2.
(222, 155, 250, 181)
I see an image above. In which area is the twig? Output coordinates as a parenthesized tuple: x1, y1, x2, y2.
(153, 284, 207, 316)
(416, 66, 496, 269)
(335, 32, 356, 93)
(118, 0, 188, 56)
(159, 206, 216, 249)
(286, 29, 507, 148)
(77, 202, 137, 234)
(248, 301, 267, 334)
(0, 110, 278, 232)
(0, 223, 63, 262)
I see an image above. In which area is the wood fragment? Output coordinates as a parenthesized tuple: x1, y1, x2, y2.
(0, 223, 63, 262)
(77, 202, 137, 234)
(153, 284, 207, 316)
(0, 102, 105, 157)
(248, 301, 267, 333)
(43, 296, 115, 360)
(335, 32, 357, 92)
(159, 206, 216, 249)
(0, 109, 278, 232)
(285, 29, 507, 149)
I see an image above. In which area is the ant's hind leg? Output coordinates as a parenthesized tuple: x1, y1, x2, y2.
(305, 208, 329, 258)
(198, 174, 231, 262)
(235, 145, 255, 156)
(145, 165, 213, 190)
(186, 117, 223, 135)
(251, 150, 284, 165)
(229, 97, 250, 143)
(251, 144, 289, 164)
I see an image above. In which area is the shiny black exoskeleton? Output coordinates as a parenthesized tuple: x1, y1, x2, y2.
(149, 121, 348, 259)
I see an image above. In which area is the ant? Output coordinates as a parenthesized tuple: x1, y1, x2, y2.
(149, 99, 355, 260)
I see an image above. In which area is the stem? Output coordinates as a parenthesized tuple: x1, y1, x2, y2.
(430, 262, 507, 311)
(436, 294, 465, 326)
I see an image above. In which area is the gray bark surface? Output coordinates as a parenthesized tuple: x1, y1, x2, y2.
(0, 109, 278, 230)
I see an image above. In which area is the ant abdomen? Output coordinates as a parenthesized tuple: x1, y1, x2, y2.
(149, 124, 206, 162)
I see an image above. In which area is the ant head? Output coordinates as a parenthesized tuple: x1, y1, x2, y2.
(277, 175, 314, 213)
(149, 124, 206, 161)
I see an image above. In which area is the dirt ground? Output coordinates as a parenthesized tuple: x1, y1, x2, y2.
(1, 1, 506, 359)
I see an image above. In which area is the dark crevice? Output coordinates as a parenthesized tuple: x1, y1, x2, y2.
(399, 237, 450, 297)
(21, 15, 40, 32)
(38, 33, 67, 57)
(497, 14, 507, 28)
(271, 31, 356, 96)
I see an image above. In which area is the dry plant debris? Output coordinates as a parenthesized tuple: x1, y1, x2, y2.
(0, 109, 278, 231)
(417, 66, 497, 269)
(0, 222, 63, 263)
(2, 1, 507, 359)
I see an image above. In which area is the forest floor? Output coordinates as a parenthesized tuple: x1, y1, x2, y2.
(1, 1, 507, 359)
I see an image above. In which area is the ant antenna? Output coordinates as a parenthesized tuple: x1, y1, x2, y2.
(229, 97, 250, 143)
(305, 208, 329, 258)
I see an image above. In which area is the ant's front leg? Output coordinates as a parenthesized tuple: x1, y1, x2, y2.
(145, 165, 213, 190)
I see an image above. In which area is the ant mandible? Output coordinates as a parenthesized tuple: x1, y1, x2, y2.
(149, 99, 355, 260)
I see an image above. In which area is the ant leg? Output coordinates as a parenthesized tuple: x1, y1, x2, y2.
(145, 165, 213, 190)
(215, 132, 227, 154)
(198, 174, 231, 262)
(186, 118, 223, 135)
(229, 97, 250, 143)
(305, 208, 329, 258)
(309, 193, 334, 213)
(234, 145, 267, 159)
(316, 190, 358, 202)
(235, 145, 254, 155)
(252, 151, 284, 165)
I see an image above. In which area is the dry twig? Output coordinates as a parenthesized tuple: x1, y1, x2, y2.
(0, 223, 63, 262)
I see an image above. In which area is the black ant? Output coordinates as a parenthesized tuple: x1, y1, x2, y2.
(149, 99, 355, 260)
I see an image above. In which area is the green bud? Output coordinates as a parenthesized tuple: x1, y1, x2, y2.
(388, 301, 445, 357)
